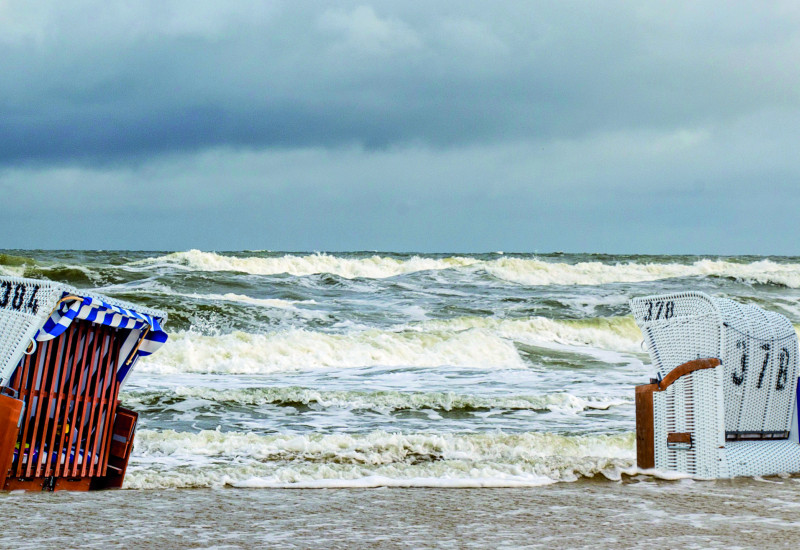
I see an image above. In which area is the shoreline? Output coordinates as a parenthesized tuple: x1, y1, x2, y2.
(3, 478, 798, 549)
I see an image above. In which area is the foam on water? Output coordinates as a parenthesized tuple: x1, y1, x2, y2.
(124, 386, 631, 414)
(180, 292, 305, 309)
(124, 429, 635, 489)
(0, 265, 26, 277)
(138, 327, 525, 374)
(93, 280, 317, 311)
(136, 250, 479, 279)
(133, 251, 800, 287)
(137, 316, 643, 374)
(484, 258, 800, 287)
(412, 316, 643, 354)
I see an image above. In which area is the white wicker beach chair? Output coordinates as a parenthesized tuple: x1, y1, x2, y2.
(630, 292, 800, 478)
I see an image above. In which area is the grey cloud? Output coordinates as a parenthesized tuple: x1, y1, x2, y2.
(2, 1, 800, 166)
(3, 1, 800, 254)
(3, 107, 800, 254)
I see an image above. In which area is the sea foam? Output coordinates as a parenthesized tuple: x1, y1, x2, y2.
(124, 429, 636, 489)
(135, 250, 478, 279)
(137, 326, 527, 374)
(133, 251, 800, 287)
(123, 386, 631, 414)
(136, 316, 643, 374)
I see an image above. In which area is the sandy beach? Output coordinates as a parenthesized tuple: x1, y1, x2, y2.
(3, 477, 800, 549)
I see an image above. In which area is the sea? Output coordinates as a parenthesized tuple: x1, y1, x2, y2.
(2, 249, 800, 549)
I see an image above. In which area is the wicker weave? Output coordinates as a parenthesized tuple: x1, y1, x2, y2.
(0, 278, 64, 387)
(631, 292, 800, 478)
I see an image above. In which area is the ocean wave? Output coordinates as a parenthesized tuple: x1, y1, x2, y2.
(0, 253, 34, 277)
(136, 315, 644, 374)
(484, 258, 800, 287)
(0, 265, 26, 277)
(137, 326, 526, 373)
(124, 429, 635, 489)
(411, 316, 643, 354)
(23, 264, 106, 286)
(106, 287, 308, 310)
(123, 386, 631, 414)
(130, 251, 800, 287)
(134, 250, 479, 279)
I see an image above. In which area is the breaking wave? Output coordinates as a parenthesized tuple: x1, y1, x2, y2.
(137, 327, 526, 373)
(135, 250, 478, 279)
(136, 316, 642, 374)
(0, 253, 30, 277)
(132, 251, 800, 287)
(485, 258, 800, 287)
(411, 316, 643, 354)
(125, 429, 635, 489)
(123, 386, 631, 415)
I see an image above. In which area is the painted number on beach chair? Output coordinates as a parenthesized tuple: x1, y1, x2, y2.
(0, 282, 40, 314)
(643, 300, 675, 321)
(757, 344, 771, 388)
(733, 340, 748, 386)
(776, 347, 790, 390)
(732, 340, 791, 391)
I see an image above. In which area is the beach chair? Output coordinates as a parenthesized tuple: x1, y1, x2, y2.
(0, 277, 167, 491)
(630, 292, 800, 478)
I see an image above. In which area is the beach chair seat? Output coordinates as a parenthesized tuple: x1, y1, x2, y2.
(630, 292, 800, 478)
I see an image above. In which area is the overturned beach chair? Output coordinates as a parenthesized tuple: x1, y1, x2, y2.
(0, 277, 167, 491)
(630, 292, 800, 478)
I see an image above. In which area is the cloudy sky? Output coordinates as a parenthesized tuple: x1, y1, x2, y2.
(1, 1, 799, 253)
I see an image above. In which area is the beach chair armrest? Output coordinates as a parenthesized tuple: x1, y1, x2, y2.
(636, 358, 724, 471)
(656, 358, 721, 390)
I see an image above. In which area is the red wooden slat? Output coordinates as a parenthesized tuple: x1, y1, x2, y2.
(75, 324, 101, 478)
(67, 324, 94, 478)
(55, 322, 83, 477)
(85, 325, 110, 477)
(18, 349, 45, 478)
(50, 325, 76, 477)
(12, 352, 33, 477)
(99, 332, 121, 476)
(28, 340, 55, 478)
(39, 336, 66, 477)
(81, 326, 101, 478)
(94, 328, 117, 477)
(83, 324, 104, 476)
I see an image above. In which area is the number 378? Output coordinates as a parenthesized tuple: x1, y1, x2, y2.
(643, 300, 675, 321)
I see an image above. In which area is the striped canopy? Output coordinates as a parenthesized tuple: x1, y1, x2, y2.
(34, 294, 168, 358)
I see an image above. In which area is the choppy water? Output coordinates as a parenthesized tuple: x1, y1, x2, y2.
(4, 249, 800, 490)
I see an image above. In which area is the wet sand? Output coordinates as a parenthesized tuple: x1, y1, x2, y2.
(3, 477, 799, 549)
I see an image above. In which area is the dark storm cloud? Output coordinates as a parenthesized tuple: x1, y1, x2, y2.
(3, 1, 800, 254)
(2, 1, 799, 166)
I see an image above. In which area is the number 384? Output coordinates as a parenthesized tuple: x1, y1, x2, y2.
(0, 282, 40, 314)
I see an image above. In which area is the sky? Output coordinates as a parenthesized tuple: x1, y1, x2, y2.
(1, 1, 799, 254)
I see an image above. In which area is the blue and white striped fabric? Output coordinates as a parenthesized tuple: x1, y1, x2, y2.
(34, 294, 168, 357)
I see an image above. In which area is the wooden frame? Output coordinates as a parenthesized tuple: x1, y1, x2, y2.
(635, 358, 721, 469)
(0, 391, 24, 489)
(1, 319, 138, 491)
